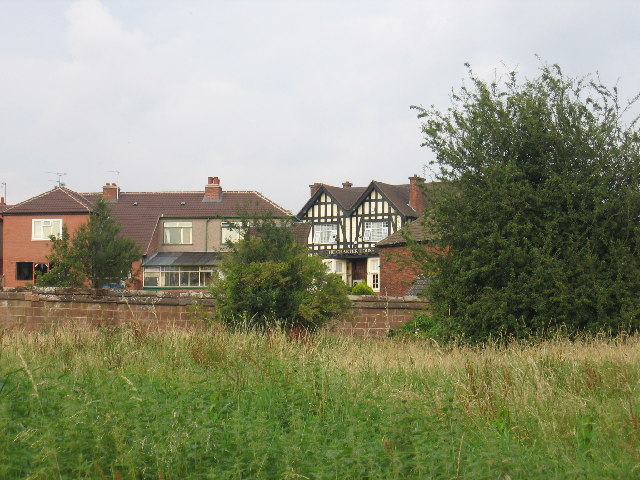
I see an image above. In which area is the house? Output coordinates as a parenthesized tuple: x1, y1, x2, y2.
(376, 219, 432, 296)
(296, 175, 426, 292)
(0, 196, 13, 283)
(1, 177, 290, 289)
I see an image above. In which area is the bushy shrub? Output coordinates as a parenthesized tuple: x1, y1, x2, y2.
(209, 217, 351, 331)
(351, 281, 375, 296)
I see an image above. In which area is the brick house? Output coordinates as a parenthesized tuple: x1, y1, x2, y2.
(376, 220, 432, 297)
(297, 175, 427, 293)
(1, 177, 290, 289)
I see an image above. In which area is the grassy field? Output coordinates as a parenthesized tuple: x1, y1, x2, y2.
(1, 325, 639, 479)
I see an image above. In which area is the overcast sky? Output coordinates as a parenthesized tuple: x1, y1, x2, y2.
(1, 0, 639, 212)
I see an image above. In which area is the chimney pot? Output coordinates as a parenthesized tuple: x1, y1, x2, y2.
(342, 181, 353, 189)
(205, 177, 222, 201)
(309, 182, 323, 197)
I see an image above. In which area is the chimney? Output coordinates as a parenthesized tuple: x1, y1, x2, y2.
(204, 176, 222, 201)
(342, 181, 353, 189)
(309, 182, 323, 197)
(0, 197, 5, 206)
(103, 182, 120, 201)
(408, 174, 425, 213)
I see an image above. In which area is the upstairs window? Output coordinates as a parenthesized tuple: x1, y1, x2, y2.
(221, 222, 243, 244)
(363, 221, 389, 243)
(313, 224, 337, 244)
(32, 219, 62, 240)
(164, 221, 192, 245)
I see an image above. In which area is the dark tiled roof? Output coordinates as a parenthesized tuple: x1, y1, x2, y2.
(323, 186, 367, 211)
(5, 187, 290, 255)
(292, 222, 311, 246)
(142, 251, 222, 266)
(3, 187, 92, 214)
(376, 219, 433, 247)
(373, 182, 415, 217)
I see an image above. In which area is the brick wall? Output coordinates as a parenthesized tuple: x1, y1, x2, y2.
(379, 245, 422, 296)
(3, 214, 90, 287)
(0, 288, 427, 337)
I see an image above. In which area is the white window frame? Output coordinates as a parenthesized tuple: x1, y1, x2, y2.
(322, 258, 347, 283)
(163, 221, 192, 245)
(221, 221, 243, 244)
(32, 219, 63, 241)
(313, 224, 338, 244)
(143, 265, 214, 288)
(367, 257, 380, 292)
(363, 221, 389, 243)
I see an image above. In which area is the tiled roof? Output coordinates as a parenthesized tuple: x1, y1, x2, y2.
(292, 222, 311, 246)
(3, 187, 93, 214)
(5, 187, 290, 255)
(376, 219, 433, 247)
(322, 186, 367, 211)
(373, 182, 415, 217)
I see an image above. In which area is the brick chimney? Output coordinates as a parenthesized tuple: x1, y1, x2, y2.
(0, 197, 5, 206)
(204, 176, 222, 201)
(309, 182, 323, 197)
(103, 182, 120, 201)
(408, 174, 425, 213)
(342, 181, 353, 189)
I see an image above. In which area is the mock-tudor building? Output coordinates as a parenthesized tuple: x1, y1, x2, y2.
(1, 177, 290, 289)
(297, 175, 426, 292)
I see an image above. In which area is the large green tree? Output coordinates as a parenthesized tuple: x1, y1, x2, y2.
(413, 63, 640, 342)
(37, 197, 141, 288)
(209, 217, 350, 331)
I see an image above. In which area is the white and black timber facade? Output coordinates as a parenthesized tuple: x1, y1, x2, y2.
(297, 175, 425, 292)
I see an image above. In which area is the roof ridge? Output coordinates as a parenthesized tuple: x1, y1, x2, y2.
(3, 187, 58, 213)
(58, 187, 92, 210)
(248, 191, 291, 215)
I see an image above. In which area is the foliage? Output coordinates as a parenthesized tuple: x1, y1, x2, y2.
(37, 197, 141, 288)
(351, 280, 375, 295)
(412, 62, 640, 342)
(209, 217, 350, 331)
(34, 226, 85, 287)
(2, 326, 640, 479)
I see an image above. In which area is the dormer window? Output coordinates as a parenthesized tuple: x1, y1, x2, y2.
(163, 221, 192, 245)
(313, 224, 337, 244)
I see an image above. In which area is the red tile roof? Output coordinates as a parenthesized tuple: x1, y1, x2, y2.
(5, 187, 291, 255)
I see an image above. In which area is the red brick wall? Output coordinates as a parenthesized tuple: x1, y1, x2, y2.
(0, 288, 428, 337)
(3, 214, 90, 287)
(379, 245, 422, 296)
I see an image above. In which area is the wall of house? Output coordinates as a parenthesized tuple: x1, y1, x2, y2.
(0, 288, 427, 337)
(379, 245, 423, 296)
(2, 214, 90, 288)
(156, 218, 235, 252)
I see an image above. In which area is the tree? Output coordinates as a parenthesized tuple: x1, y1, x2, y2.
(37, 197, 142, 288)
(412, 62, 640, 342)
(209, 217, 351, 331)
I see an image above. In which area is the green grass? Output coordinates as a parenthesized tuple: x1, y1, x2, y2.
(1, 325, 639, 479)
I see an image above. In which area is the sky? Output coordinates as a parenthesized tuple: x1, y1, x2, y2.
(1, 0, 639, 213)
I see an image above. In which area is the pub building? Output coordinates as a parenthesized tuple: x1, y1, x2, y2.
(297, 175, 425, 293)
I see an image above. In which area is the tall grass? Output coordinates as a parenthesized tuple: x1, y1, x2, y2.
(1, 325, 639, 479)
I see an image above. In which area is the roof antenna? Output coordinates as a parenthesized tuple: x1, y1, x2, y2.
(47, 172, 67, 187)
(1, 182, 6, 203)
(107, 170, 120, 185)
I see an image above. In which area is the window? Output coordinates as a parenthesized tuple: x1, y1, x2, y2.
(221, 222, 243, 244)
(313, 224, 337, 244)
(16, 262, 34, 281)
(367, 257, 380, 292)
(363, 221, 389, 243)
(322, 259, 347, 283)
(163, 222, 192, 244)
(32, 219, 62, 240)
(143, 266, 214, 288)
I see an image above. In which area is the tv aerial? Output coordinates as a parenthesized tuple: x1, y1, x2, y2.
(47, 172, 67, 187)
(107, 170, 121, 184)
